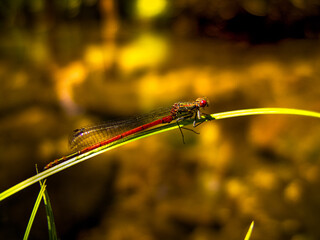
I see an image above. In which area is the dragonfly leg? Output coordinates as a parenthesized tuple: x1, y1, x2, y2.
(176, 120, 185, 144)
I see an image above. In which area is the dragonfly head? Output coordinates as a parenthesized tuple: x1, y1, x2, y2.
(196, 97, 209, 108)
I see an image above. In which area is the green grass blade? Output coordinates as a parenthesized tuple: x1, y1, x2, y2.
(42, 185, 58, 239)
(38, 177, 58, 240)
(213, 108, 320, 120)
(244, 221, 255, 240)
(35, 166, 58, 240)
(1, 107, 320, 201)
(23, 180, 47, 240)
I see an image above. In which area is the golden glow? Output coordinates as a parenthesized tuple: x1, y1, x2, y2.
(249, 115, 285, 146)
(248, 61, 283, 81)
(84, 45, 105, 70)
(226, 179, 246, 198)
(304, 165, 319, 182)
(252, 170, 277, 190)
(136, 0, 167, 18)
(54, 62, 87, 113)
(117, 33, 168, 73)
(200, 124, 220, 145)
(284, 180, 302, 202)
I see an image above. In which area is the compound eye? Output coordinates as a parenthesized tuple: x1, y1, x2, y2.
(200, 98, 208, 107)
(196, 97, 209, 107)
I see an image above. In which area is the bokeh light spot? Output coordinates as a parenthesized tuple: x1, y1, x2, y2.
(136, 0, 167, 18)
(284, 180, 302, 202)
(252, 170, 277, 190)
(84, 45, 105, 70)
(117, 33, 168, 73)
(54, 62, 87, 113)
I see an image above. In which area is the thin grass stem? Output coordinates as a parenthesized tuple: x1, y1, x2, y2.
(1, 107, 320, 201)
(23, 180, 46, 240)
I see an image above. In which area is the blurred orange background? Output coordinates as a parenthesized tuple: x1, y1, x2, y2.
(1, 0, 320, 239)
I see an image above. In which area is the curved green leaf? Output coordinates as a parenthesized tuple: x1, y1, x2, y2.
(1, 107, 320, 201)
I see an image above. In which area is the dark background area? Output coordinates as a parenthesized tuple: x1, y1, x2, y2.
(1, 0, 320, 239)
